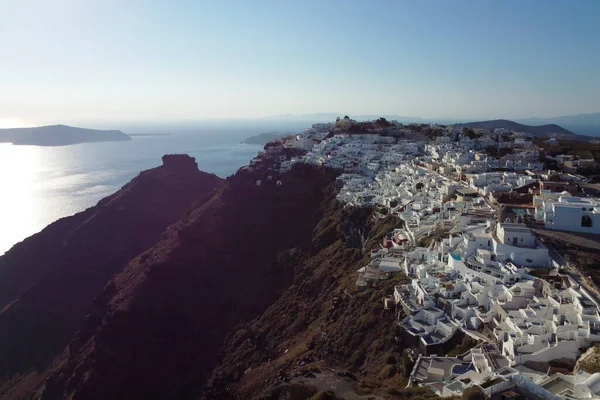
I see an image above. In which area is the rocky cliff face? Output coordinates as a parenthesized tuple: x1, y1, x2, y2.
(0, 157, 424, 399)
(39, 164, 344, 400)
(202, 213, 408, 399)
(37, 162, 420, 400)
(0, 155, 221, 399)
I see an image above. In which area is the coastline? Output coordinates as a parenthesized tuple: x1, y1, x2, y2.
(0, 136, 264, 255)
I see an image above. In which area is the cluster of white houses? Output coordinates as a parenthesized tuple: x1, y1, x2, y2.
(411, 350, 600, 399)
(370, 220, 598, 399)
(383, 218, 600, 399)
(255, 119, 600, 235)
(247, 118, 600, 398)
(535, 194, 600, 234)
(347, 216, 600, 400)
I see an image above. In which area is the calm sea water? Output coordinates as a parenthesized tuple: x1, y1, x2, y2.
(0, 128, 273, 255)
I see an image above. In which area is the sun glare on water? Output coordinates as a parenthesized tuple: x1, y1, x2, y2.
(0, 121, 39, 254)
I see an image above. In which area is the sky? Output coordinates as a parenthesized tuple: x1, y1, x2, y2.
(1, 0, 599, 127)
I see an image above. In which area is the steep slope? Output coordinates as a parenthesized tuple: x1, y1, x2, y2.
(202, 215, 414, 399)
(0, 155, 221, 399)
(0, 124, 131, 146)
(39, 164, 435, 400)
(455, 119, 579, 139)
(40, 164, 349, 399)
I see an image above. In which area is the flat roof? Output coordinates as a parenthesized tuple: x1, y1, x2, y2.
(500, 223, 532, 232)
(580, 298, 596, 307)
(457, 187, 479, 195)
(541, 376, 574, 395)
(414, 356, 469, 382)
(492, 355, 510, 369)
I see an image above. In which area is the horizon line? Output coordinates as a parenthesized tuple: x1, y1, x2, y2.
(1, 112, 599, 130)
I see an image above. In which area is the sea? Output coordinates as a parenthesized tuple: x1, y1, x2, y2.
(0, 122, 310, 255)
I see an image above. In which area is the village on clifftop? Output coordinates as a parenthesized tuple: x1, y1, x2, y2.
(243, 116, 600, 399)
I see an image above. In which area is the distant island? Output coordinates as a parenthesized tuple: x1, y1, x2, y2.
(453, 119, 586, 140)
(0, 124, 131, 146)
(241, 131, 291, 145)
(518, 112, 600, 136)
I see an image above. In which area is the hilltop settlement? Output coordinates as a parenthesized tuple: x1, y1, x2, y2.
(5, 116, 600, 400)
(243, 116, 600, 399)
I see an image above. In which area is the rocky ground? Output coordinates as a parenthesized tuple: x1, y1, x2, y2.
(533, 226, 600, 297)
(575, 345, 600, 374)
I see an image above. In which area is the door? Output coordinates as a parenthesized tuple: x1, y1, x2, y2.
(513, 237, 518, 245)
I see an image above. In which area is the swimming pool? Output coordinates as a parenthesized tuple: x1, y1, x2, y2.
(452, 364, 473, 375)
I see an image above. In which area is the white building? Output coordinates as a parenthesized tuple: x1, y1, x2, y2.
(536, 195, 600, 234)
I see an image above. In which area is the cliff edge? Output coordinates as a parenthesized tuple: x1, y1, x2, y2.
(39, 163, 424, 400)
(0, 157, 429, 399)
(0, 154, 221, 399)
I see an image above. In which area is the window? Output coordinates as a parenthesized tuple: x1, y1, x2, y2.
(582, 215, 592, 227)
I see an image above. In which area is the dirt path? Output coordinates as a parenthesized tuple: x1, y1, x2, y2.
(289, 371, 385, 400)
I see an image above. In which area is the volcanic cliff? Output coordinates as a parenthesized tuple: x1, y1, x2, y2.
(37, 161, 434, 400)
(0, 155, 221, 399)
(39, 164, 344, 399)
(0, 156, 435, 399)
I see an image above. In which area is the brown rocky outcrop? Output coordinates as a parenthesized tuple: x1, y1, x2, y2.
(0, 154, 221, 399)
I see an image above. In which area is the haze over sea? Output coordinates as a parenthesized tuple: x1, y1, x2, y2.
(0, 122, 307, 255)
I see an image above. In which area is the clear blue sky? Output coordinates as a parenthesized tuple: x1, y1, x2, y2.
(1, 0, 599, 126)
